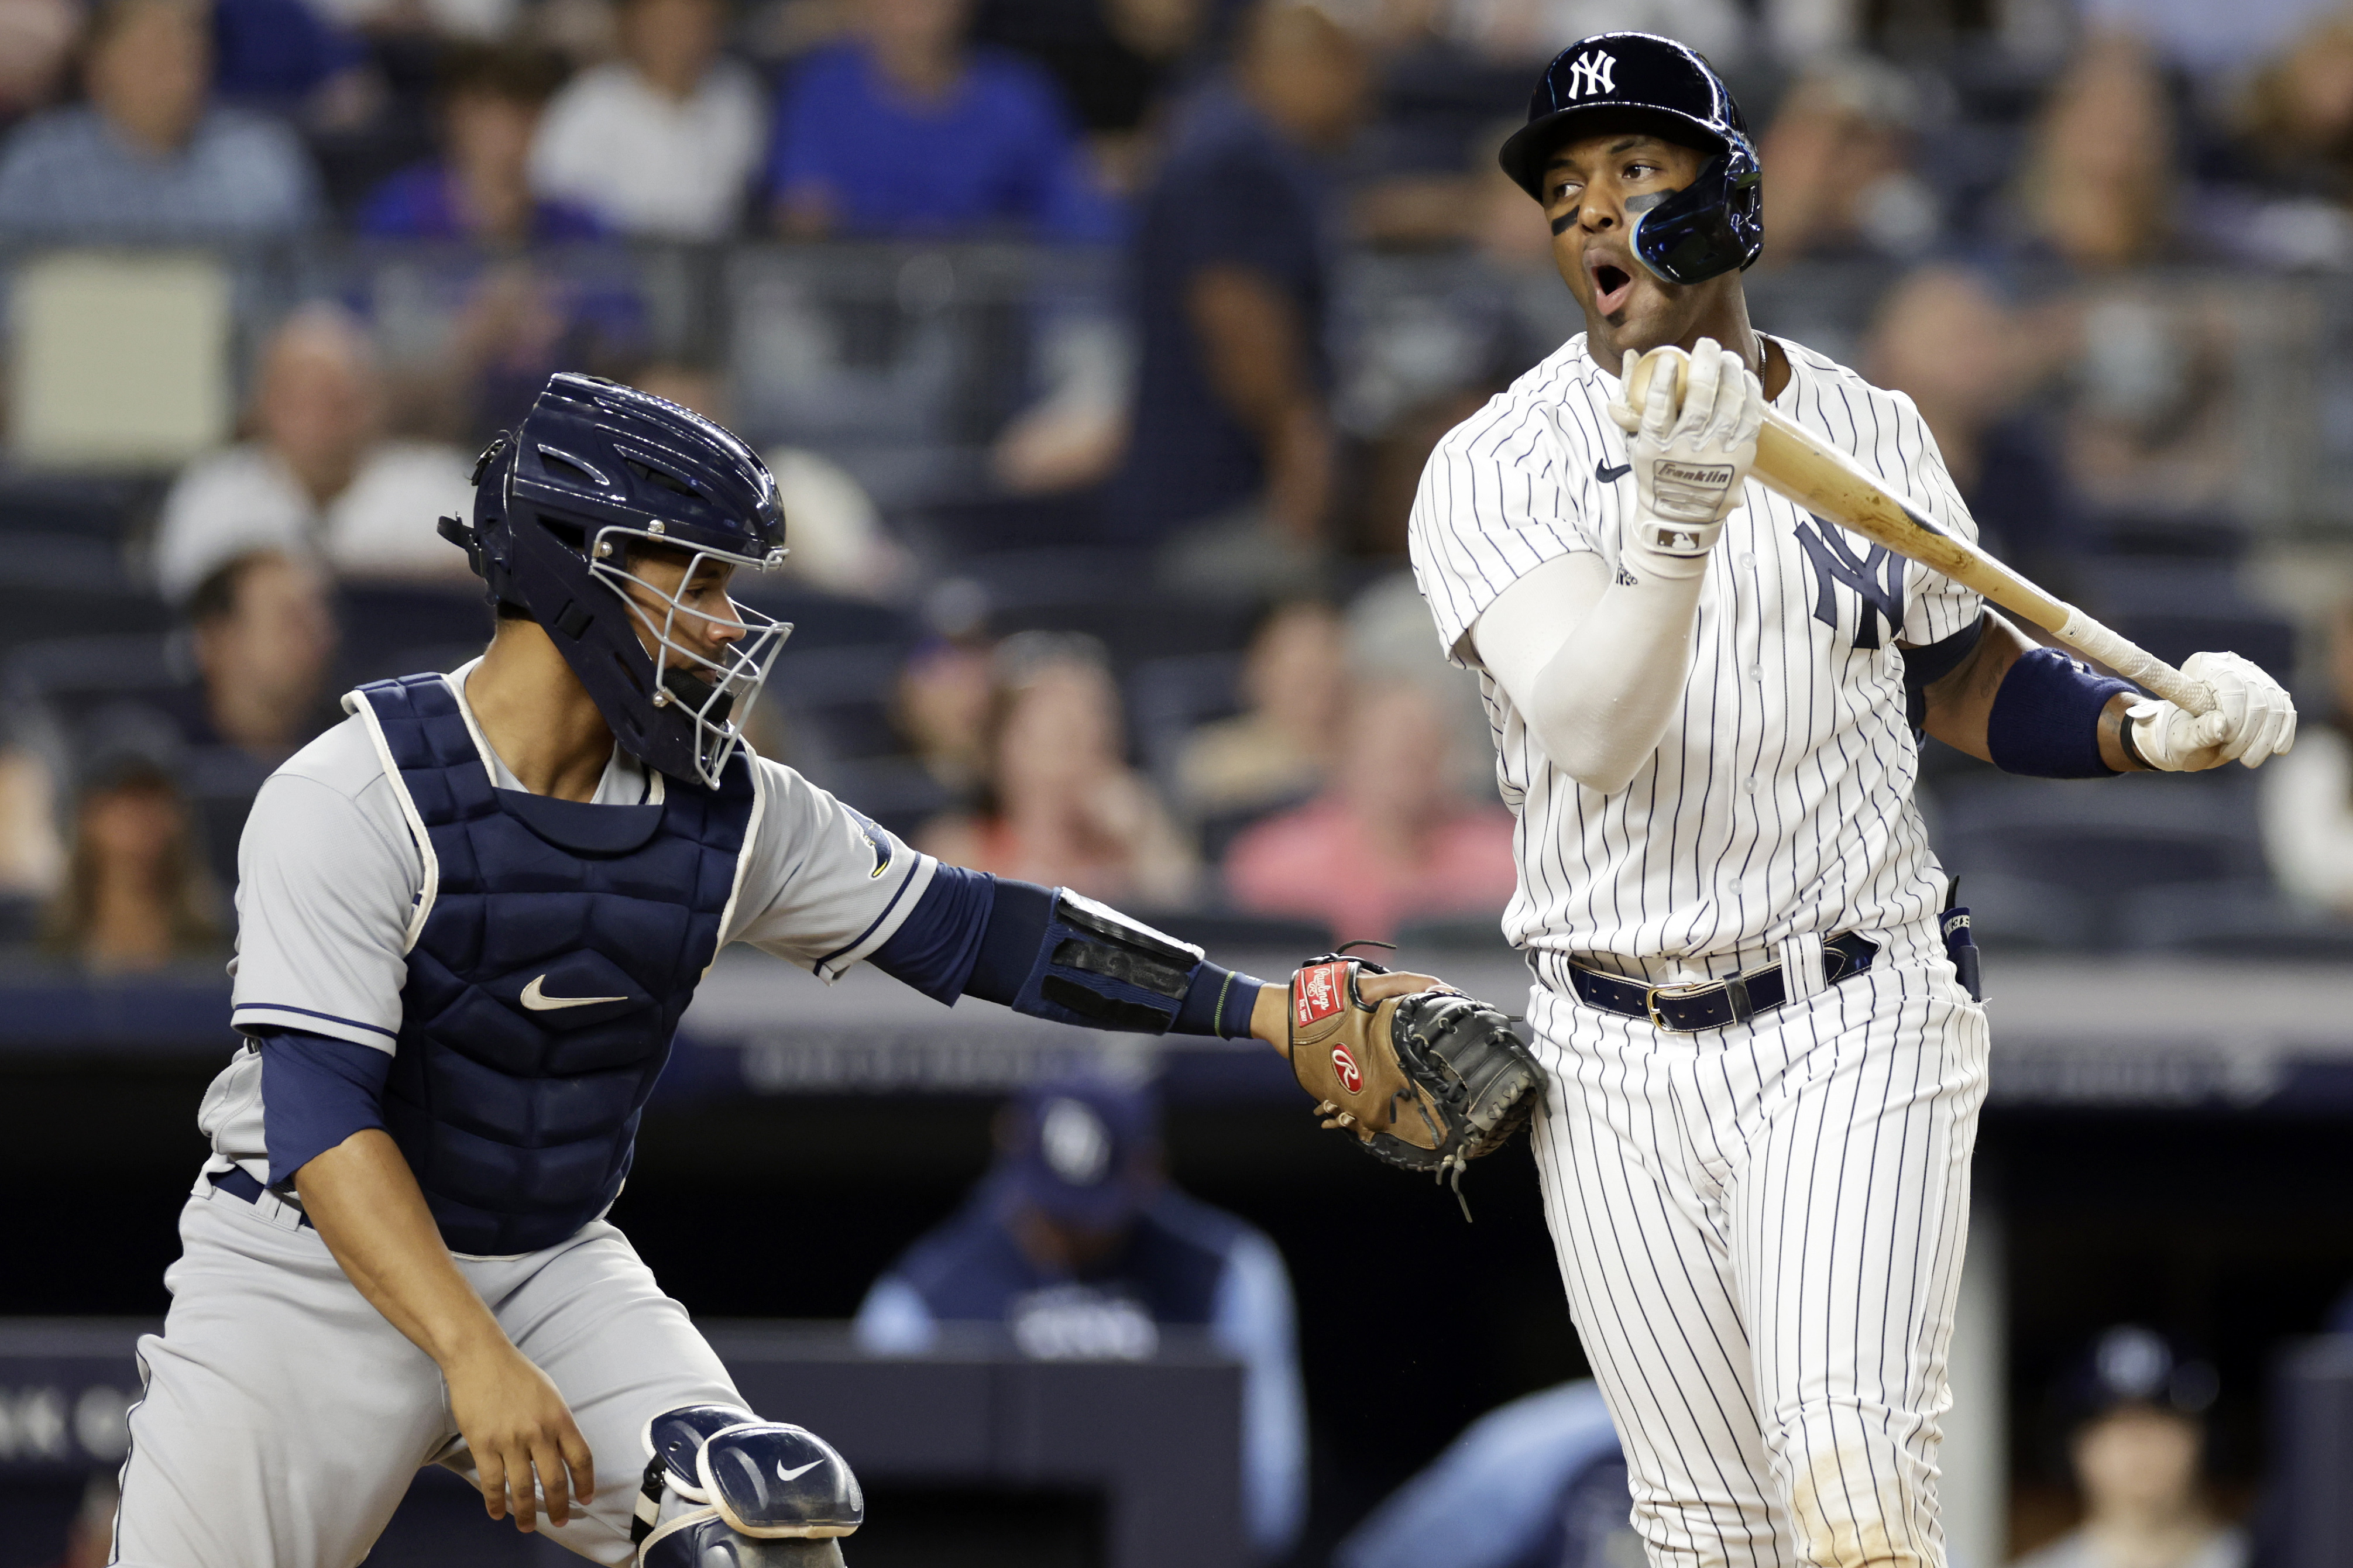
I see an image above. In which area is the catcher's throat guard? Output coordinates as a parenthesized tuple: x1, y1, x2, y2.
(1286, 954, 1547, 1219)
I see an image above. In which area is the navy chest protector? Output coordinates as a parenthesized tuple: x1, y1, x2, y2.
(353, 674, 756, 1255)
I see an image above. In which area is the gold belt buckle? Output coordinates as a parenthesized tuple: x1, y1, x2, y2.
(1642, 978, 1716, 1032)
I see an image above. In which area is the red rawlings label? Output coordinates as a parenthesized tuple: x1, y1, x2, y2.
(1294, 962, 1345, 1027)
(1330, 1044, 1363, 1094)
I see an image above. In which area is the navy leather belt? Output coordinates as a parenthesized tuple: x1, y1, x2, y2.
(1566, 932, 1880, 1033)
(210, 1167, 312, 1227)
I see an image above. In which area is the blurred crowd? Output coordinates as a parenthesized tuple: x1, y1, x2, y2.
(0, 0, 2347, 978)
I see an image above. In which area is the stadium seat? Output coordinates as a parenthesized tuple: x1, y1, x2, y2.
(1126, 652, 1244, 795)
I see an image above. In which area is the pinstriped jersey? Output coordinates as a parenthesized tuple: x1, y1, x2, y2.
(1407, 333, 1983, 962)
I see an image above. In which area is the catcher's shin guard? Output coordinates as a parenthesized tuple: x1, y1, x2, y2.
(634, 1406, 863, 1567)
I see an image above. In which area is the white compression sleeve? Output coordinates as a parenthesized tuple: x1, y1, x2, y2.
(1471, 550, 1706, 796)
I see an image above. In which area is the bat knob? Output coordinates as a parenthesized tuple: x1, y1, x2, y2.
(1625, 345, 1691, 416)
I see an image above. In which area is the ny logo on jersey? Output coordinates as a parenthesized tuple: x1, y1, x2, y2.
(1794, 516, 1905, 649)
(1564, 50, 1615, 99)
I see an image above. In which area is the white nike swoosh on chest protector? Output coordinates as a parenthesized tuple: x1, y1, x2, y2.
(520, 975, 628, 1011)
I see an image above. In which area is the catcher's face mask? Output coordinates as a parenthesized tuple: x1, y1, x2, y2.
(590, 528, 791, 789)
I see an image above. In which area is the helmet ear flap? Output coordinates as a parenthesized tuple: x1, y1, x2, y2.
(1628, 143, 1764, 285)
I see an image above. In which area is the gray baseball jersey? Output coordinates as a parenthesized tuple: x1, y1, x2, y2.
(196, 658, 933, 1192)
(1408, 334, 1992, 1568)
(120, 663, 935, 1568)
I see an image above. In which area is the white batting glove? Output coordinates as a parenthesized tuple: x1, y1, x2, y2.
(2126, 651, 2297, 771)
(1607, 337, 1765, 578)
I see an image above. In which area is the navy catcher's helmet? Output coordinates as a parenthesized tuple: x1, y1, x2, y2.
(439, 373, 790, 788)
(1498, 32, 1763, 286)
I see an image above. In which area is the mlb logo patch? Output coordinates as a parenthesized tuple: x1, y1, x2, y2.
(1294, 962, 1345, 1026)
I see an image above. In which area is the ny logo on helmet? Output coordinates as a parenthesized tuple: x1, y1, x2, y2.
(1565, 50, 1616, 99)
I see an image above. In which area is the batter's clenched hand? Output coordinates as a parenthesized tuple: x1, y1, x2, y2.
(446, 1341, 596, 1531)
(1607, 335, 1765, 573)
(2127, 651, 2296, 771)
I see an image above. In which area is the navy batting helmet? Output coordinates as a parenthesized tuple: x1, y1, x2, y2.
(438, 373, 791, 788)
(1497, 32, 1763, 286)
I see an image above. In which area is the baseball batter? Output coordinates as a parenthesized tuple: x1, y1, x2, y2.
(114, 373, 1445, 1568)
(1408, 34, 2296, 1568)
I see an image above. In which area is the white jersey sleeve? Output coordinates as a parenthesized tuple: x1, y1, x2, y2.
(722, 758, 936, 981)
(1409, 344, 1623, 666)
(228, 720, 421, 1052)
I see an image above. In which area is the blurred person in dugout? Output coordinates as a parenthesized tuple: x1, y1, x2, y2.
(2013, 1325, 2242, 1568)
(628, 361, 913, 599)
(357, 42, 601, 245)
(1224, 672, 1516, 943)
(1335, 1378, 1635, 1568)
(2260, 599, 2353, 914)
(920, 632, 1198, 907)
(36, 1474, 117, 1568)
(854, 1071, 1306, 1560)
(527, 0, 765, 240)
(1108, 1, 1369, 600)
(767, 0, 1114, 241)
(0, 0, 322, 240)
(42, 710, 223, 974)
(1176, 597, 1348, 837)
(152, 305, 475, 603)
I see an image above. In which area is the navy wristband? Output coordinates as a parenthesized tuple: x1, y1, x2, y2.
(1985, 647, 2133, 778)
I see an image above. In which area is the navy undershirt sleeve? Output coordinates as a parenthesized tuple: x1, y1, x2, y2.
(870, 868, 1266, 1038)
(259, 1027, 391, 1189)
(1901, 610, 1987, 732)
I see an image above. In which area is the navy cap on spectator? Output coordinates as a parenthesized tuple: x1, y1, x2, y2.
(2063, 1324, 2220, 1427)
(998, 1072, 1160, 1231)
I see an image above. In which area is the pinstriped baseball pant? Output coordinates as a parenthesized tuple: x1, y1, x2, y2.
(1523, 920, 1990, 1568)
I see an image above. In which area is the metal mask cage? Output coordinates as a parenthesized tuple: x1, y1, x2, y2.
(586, 522, 792, 788)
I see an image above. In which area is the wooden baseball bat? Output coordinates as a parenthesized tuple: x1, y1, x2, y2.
(1627, 345, 2216, 717)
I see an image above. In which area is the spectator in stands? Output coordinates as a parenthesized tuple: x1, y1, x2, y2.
(970, 0, 1208, 195)
(42, 713, 221, 974)
(2005, 34, 2179, 271)
(1224, 675, 1514, 942)
(0, 0, 77, 129)
(1864, 266, 2077, 575)
(920, 632, 1197, 907)
(2012, 1325, 2241, 1568)
(528, 0, 765, 240)
(895, 633, 994, 804)
(0, 0, 322, 240)
(2261, 599, 2353, 916)
(1754, 56, 1939, 264)
(358, 43, 599, 245)
(630, 362, 913, 600)
(174, 551, 341, 767)
(153, 305, 476, 602)
(1109, 1, 1369, 593)
(2230, 14, 2353, 208)
(1175, 598, 1345, 831)
(1334, 1379, 1634, 1568)
(856, 1071, 1306, 1559)
(207, 0, 372, 123)
(768, 0, 1113, 241)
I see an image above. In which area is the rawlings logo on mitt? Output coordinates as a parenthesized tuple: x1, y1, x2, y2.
(1282, 953, 1547, 1219)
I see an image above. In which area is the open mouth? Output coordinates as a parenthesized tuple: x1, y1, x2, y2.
(1591, 260, 1636, 317)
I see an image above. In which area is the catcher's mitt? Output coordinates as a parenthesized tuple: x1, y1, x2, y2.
(1284, 953, 1547, 1219)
